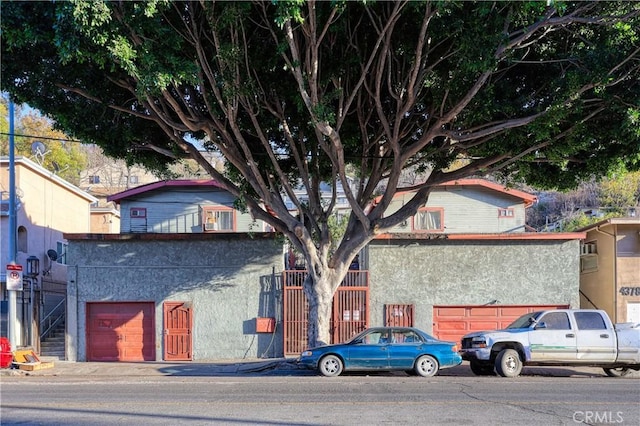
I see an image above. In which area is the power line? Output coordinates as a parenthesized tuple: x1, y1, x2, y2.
(0, 132, 84, 144)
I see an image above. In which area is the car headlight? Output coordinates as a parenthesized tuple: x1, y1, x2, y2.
(301, 350, 313, 357)
(471, 337, 487, 348)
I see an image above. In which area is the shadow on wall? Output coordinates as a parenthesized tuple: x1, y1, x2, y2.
(241, 270, 282, 358)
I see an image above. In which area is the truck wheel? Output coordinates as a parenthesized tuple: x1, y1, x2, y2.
(470, 360, 495, 376)
(603, 367, 632, 377)
(495, 349, 522, 378)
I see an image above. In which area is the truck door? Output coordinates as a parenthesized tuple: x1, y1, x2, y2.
(528, 311, 577, 362)
(573, 311, 617, 362)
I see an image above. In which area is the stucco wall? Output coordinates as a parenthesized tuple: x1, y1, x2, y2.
(367, 238, 581, 333)
(66, 234, 284, 361)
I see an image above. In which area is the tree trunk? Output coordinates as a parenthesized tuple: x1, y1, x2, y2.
(303, 272, 339, 348)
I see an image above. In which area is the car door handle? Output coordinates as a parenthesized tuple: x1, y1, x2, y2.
(600, 334, 609, 339)
(565, 333, 575, 338)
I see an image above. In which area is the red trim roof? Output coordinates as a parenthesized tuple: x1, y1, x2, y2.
(373, 232, 586, 241)
(373, 179, 537, 207)
(107, 180, 223, 203)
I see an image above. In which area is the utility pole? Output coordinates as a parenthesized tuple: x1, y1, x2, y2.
(7, 101, 18, 348)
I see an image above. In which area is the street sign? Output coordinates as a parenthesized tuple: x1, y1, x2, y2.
(6, 264, 23, 291)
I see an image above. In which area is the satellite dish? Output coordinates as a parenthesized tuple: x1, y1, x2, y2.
(47, 249, 58, 261)
(31, 141, 46, 156)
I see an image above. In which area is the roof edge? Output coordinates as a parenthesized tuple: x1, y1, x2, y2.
(373, 232, 586, 241)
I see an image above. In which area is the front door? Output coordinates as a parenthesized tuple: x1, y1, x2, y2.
(163, 302, 193, 361)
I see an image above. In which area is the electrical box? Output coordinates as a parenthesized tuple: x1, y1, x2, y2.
(256, 317, 275, 333)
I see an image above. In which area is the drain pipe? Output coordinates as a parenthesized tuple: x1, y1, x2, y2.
(594, 225, 617, 322)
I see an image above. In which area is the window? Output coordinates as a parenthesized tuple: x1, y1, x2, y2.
(202, 206, 235, 231)
(361, 330, 389, 344)
(89, 175, 100, 184)
(580, 241, 598, 273)
(391, 330, 423, 344)
(17, 226, 27, 253)
(413, 208, 444, 231)
(581, 242, 597, 255)
(56, 241, 68, 265)
(574, 311, 607, 330)
(538, 312, 571, 330)
(498, 208, 515, 218)
(130, 208, 147, 218)
(129, 175, 139, 184)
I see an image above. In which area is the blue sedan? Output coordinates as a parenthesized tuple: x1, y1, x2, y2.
(298, 327, 462, 377)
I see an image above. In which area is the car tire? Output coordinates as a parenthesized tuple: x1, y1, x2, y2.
(495, 349, 522, 378)
(603, 367, 633, 377)
(414, 355, 439, 377)
(470, 360, 495, 376)
(318, 355, 343, 377)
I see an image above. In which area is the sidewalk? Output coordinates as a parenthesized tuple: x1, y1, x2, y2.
(2, 359, 629, 379)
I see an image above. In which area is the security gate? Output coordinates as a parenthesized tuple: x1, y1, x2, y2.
(283, 270, 369, 356)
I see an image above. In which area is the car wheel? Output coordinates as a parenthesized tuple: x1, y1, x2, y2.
(495, 349, 522, 378)
(603, 367, 633, 377)
(470, 360, 495, 376)
(414, 355, 439, 377)
(318, 355, 343, 377)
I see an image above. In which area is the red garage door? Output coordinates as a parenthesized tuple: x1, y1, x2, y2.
(433, 304, 569, 344)
(87, 302, 155, 361)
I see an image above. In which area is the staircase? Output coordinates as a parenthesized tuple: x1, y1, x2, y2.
(39, 319, 65, 360)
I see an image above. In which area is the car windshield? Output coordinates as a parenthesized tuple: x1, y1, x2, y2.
(507, 312, 542, 329)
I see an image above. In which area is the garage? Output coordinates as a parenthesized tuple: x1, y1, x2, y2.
(86, 302, 155, 361)
(432, 304, 569, 344)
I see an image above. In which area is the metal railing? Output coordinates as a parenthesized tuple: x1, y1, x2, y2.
(40, 298, 66, 340)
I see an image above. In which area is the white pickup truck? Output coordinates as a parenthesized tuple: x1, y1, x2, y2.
(459, 309, 640, 377)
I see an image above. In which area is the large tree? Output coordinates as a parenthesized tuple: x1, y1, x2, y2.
(2, 1, 639, 347)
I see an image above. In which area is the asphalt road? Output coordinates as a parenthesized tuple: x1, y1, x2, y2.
(1, 369, 639, 425)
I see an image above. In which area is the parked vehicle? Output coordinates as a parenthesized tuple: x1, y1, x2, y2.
(459, 309, 640, 377)
(298, 327, 462, 377)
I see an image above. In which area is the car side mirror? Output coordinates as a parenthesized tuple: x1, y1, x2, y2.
(352, 338, 363, 344)
(535, 322, 547, 330)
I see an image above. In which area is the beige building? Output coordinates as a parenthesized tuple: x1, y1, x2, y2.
(579, 217, 640, 324)
(1, 156, 99, 347)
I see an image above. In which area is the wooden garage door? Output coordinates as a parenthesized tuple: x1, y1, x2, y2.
(86, 302, 155, 361)
(433, 304, 569, 344)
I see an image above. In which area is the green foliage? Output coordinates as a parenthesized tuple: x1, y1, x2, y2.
(328, 213, 348, 255)
(598, 171, 640, 214)
(559, 212, 619, 232)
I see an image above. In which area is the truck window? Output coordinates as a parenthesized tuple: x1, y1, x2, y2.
(507, 312, 542, 329)
(574, 312, 607, 330)
(538, 312, 571, 330)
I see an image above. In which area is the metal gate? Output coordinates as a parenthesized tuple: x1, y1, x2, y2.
(283, 270, 369, 356)
(384, 304, 414, 327)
